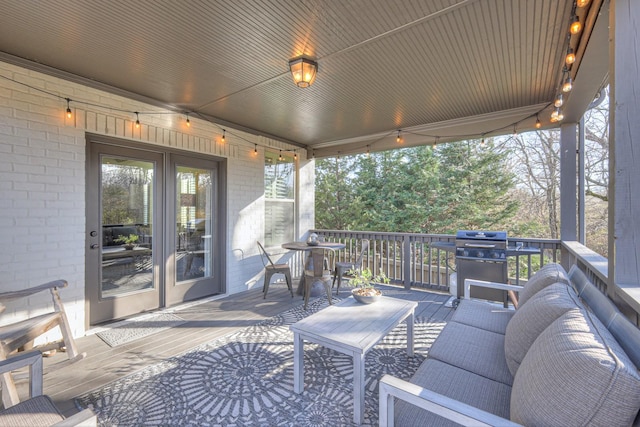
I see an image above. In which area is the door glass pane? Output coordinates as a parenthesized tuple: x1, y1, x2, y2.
(101, 157, 154, 298)
(176, 166, 213, 282)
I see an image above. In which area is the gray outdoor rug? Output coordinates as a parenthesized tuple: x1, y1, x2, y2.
(77, 297, 446, 426)
(96, 313, 187, 347)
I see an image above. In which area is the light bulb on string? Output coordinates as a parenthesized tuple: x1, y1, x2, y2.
(65, 98, 72, 119)
(278, 150, 283, 161)
(396, 130, 402, 143)
(570, 15, 582, 34)
(513, 125, 518, 136)
(294, 151, 297, 160)
(186, 113, 190, 127)
(254, 144, 258, 155)
(561, 67, 573, 93)
(565, 47, 576, 65)
(480, 136, 486, 148)
(221, 129, 226, 143)
(554, 93, 564, 108)
(366, 146, 370, 157)
(135, 112, 140, 129)
(576, 0, 590, 7)
(535, 115, 542, 129)
(550, 109, 559, 123)
(554, 107, 564, 121)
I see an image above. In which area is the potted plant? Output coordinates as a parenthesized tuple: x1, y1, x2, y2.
(114, 233, 139, 250)
(347, 267, 390, 304)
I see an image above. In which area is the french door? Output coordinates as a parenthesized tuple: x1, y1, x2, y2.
(86, 136, 223, 325)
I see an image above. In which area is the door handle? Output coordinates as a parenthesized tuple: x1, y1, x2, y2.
(90, 244, 100, 249)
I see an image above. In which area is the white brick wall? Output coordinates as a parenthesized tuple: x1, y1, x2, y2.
(0, 60, 313, 341)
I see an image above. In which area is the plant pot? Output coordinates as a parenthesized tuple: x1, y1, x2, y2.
(351, 288, 382, 304)
(124, 244, 135, 250)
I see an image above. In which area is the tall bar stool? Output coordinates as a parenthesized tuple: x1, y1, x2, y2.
(257, 241, 294, 299)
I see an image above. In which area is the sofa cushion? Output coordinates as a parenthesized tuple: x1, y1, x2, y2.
(517, 262, 569, 306)
(450, 299, 514, 335)
(504, 282, 580, 376)
(510, 309, 640, 427)
(395, 358, 512, 427)
(427, 322, 513, 385)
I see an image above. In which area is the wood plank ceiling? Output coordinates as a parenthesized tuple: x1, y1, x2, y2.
(0, 0, 606, 157)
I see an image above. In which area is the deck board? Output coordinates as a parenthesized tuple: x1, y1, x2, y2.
(21, 284, 453, 416)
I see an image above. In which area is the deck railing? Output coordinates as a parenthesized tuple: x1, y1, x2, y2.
(309, 229, 640, 326)
(312, 229, 562, 291)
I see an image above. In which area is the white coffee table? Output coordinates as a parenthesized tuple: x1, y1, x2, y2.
(290, 295, 417, 424)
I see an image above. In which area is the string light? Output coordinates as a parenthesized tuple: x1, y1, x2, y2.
(221, 129, 226, 143)
(278, 150, 283, 161)
(294, 151, 297, 160)
(562, 74, 573, 93)
(396, 130, 401, 143)
(576, 0, 590, 7)
(554, 107, 564, 121)
(65, 98, 72, 119)
(186, 113, 190, 127)
(535, 115, 542, 129)
(565, 47, 576, 65)
(254, 144, 258, 155)
(554, 93, 564, 108)
(480, 135, 486, 148)
(135, 112, 140, 129)
(366, 145, 370, 157)
(569, 14, 582, 35)
(513, 124, 518, 136)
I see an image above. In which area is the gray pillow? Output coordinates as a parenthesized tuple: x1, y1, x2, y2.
(510, 309, 640, 427)
(517, 263, 569, 306)
(504, 282, 580, 376)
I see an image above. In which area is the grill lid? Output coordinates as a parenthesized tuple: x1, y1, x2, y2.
(455, 230, 508, 241)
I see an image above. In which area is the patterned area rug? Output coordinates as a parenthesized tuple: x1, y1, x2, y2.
(78, 297, 446, 426)
(96, 313, 187, 347)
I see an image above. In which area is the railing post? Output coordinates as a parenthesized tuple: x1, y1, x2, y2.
(403, 234, 411, 290)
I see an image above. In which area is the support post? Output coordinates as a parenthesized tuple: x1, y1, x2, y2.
(610, 0, 640, 296)
(560, 123, 578, 242)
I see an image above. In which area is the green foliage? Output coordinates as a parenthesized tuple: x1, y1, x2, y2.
(346, 267, 390, 289)
(114, 234, 139, 245)
(315, 141, 523, 234)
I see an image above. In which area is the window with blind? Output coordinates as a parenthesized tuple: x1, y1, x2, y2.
(264, 151, 295, 246)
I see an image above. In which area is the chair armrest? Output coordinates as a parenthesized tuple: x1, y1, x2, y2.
(379, 374, 521, 427)
(463, 279, 521, 299)
(0, 351, 44, 399)
(0, 280, 68, 303)
(52, 408, 97, 427)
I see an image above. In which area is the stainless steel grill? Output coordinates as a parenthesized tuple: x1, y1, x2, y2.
(455, 230, 508, 306)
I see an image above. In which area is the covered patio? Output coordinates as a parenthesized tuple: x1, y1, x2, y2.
(39, 284, 453, 425)
(1, 0, 640, 425)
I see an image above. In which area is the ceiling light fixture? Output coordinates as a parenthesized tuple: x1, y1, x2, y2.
(288, 56, 318, 88)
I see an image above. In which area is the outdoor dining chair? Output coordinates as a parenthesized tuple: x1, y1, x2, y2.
(257, 241, 294, 299)
(332, 239, 369, 294)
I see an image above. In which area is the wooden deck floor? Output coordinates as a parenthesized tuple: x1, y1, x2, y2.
(31, 284, 454, 417)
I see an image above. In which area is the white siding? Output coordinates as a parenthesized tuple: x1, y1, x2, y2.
(0, 61, 313, 340)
